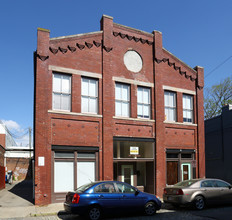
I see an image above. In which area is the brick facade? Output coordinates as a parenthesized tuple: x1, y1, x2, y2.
(0, 145, 5, 190)
(34, 15, 205, 205)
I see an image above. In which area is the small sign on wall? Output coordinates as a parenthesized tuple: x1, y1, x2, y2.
(38, 157, 45, 166)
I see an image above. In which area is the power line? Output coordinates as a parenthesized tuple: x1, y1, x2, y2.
(205, 55, 232, 79)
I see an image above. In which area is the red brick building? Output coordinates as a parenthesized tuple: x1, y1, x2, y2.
(34, 15, 205, 205)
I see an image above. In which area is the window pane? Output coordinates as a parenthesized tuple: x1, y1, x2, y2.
(53, 74, 61, 92)
(82, 78, 89, 96)
(89, 80, 97, 97)
(122, 85, 129, 101)
(137, 88, 143, 103)
(143, 89, 149, 104)
(53, 93, 61, 110)
(77, 153, 95, 158)
(137, 104, 143, 116)
(54, 161, 74, 192)
(77, 162, 95, 188)
(62, 75, 70, 93)
(122, 102, 129, 117)
(62, 94, 70, 111)
(115, 101, 121, 116)
(115, 84, 121, 100)
(55, 152, 74, 158)
(81, 97, 89, 112)
(89, 98, 97, 113)
(144, 105, 149, 117)
(164, 92, 169, 106)
(169, 93, 174, 107)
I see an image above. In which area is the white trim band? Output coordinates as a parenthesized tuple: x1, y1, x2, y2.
(163, 85, 196, 95)
(49, 65, 102, 79)
(48, 110, 103, 118)
(113, 77, 154, 87)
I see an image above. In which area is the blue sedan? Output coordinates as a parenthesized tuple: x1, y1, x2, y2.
(64, 181, 161, 220)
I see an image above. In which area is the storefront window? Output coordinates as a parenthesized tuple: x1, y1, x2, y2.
(113, 141, 154, 159)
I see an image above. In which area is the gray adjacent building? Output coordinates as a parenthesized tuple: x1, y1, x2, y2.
(205, 104, 232, 184)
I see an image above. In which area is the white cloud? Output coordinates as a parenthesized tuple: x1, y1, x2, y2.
(1, 119, 32, 147)
(2, 120, 23, 133)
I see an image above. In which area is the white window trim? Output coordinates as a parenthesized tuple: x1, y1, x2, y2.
(81, 77, 98, 114)
(115, 83, 130, 117)
(137, 87, 151, 119)
(183, 94, 194, 123)
(52, 73, 71, 111)
(164, 91, 177, 122)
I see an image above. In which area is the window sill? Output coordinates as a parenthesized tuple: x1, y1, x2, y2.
(48, 110, 103, 118)
(163, 121, 197, 126)
(113, 116, 155, 122)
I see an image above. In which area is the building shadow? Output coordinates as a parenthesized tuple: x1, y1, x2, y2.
(8, 160, 33, 204)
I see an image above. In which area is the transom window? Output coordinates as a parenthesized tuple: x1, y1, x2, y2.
(183, 94, 193, 123)
(53, 73, 71, 111)
(115, 83, 130, 117)
(81, 77, 98, 114)
(137, 87, 150, 119)
(164, 91, 176, 122)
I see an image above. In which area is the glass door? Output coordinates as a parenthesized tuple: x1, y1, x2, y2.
(121, 165, 134, 186)
(181, 163, 191, 181)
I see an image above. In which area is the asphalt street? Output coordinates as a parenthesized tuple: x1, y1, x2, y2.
(1, 181, 232, 220)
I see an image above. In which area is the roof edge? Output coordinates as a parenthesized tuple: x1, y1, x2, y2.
(50, 31, 103, 41)
(163, 48, 197, 73)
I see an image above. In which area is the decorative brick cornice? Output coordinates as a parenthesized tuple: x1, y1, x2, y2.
(103, 46, 113, 52)
(155, 57, 197, 81)
(113, 31, 153, 45)
(49, 40, 113, 55)
(37, 54, 49, 61)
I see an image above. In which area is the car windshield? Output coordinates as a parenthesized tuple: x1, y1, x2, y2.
(174, 179, 198, 187)
(75, 182, 96, 193)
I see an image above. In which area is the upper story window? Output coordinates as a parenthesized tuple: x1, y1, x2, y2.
(183, 94, 193, 123)
(164, 91, 176, 122)
(53, 73, 71, 111)
(81, 77, 98, 114)
(137, 87, 150, 119)
(115, 83, 130, 117)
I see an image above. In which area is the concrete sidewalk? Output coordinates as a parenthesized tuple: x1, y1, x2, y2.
(0, 180, 66, 219)
(0, 203, 64, 219)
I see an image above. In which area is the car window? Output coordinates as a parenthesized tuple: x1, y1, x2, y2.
(76, 182, 96, 192)
(213, 180, 230, 188)
(201, 181, 213, 187)
(94, 183, 116, 193)
(174, 180, 198, 187)
(116, 182, 135, 193)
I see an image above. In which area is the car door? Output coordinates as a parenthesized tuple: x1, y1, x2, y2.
(200, 180, 219, 204)
(213, 180, 232, 204)
(94, 183, 121, 212)
(115, 182, 145, 212)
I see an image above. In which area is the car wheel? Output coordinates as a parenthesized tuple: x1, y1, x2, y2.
(144, 202, 157, 216)
(194, 195, 205, 210)
(87, 206, 102, 220)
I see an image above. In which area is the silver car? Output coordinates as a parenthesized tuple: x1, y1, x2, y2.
(163, 178, 232, 210)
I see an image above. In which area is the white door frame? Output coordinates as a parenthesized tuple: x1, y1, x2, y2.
(121, 165, 134, 186)
(181, 163, 191, 181)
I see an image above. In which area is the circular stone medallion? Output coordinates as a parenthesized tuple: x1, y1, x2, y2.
(123, 50, 143, 73)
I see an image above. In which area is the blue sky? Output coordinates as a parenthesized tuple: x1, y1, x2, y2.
(0, 0, 232, 145)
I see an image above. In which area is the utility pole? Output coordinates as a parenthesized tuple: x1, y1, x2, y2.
(29, 127, 32, 158)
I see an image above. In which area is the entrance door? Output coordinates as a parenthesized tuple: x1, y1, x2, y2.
(167, 161, 178, 185)
(121, 165, 134, 186)
(181, 163, 191, 181)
